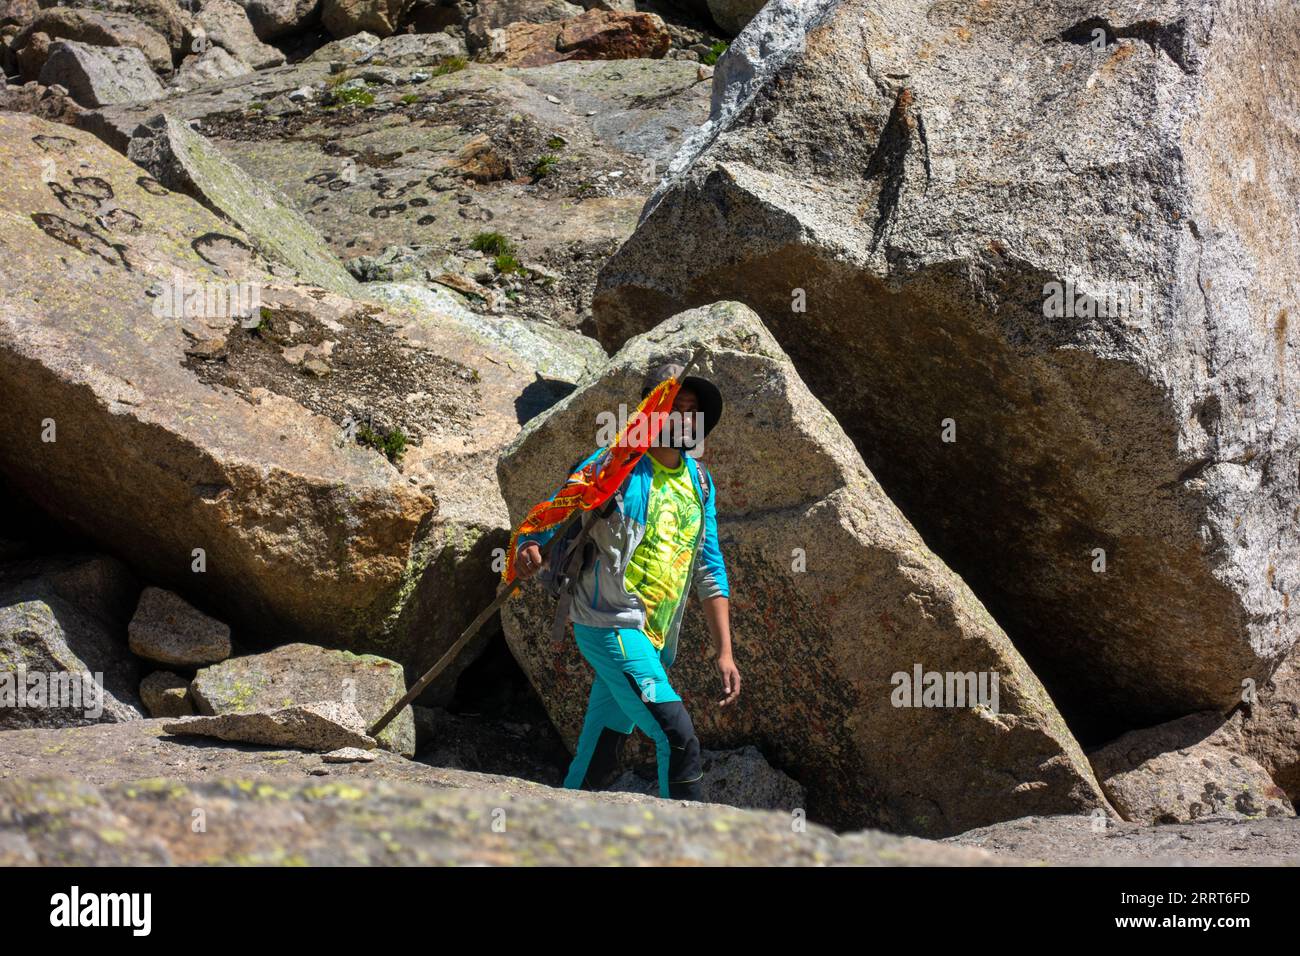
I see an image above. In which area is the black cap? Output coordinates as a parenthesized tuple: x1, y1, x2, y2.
(640, 360, 723, 439)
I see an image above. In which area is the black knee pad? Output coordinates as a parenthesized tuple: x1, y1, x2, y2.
(647, 699, 703, 799)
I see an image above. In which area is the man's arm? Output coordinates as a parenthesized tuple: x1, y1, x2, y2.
(696, 467, 740, 705)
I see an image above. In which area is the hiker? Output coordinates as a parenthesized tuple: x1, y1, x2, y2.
(513, 362, 741, 801)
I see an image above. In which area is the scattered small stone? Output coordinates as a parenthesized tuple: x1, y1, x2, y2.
(128, 587, 232, 668)
(139, 671, 194, 719)
(162, 700, 377, 753)
(323, 747, 376, 763)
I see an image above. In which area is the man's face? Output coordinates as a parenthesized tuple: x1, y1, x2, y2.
(664, 386, 699, 448)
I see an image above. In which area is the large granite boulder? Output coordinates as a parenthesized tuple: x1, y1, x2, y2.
(16, 7, 174, 73)
(0, 113, 596, 691)
(497, 300, 1110, 835)
(38, 38, 164, 106)
(593, 0, 1300, 742)
(1089, 711, 1294, 824)
(191, 642, 417, 756)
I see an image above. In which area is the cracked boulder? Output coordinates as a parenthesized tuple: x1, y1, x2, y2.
(190, 642, 416, 756)
(498, 301, 1110, 836)
(593, 0, 1300, 741)
(0, 113, 599, 690)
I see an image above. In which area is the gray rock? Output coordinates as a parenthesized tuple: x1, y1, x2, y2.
(1240, 645, 1300, 803)
(1089, 711, 1294, 824)
(162, 699, 377, 751)
(609, 745, 806, 813)
(38, 39, 163, 107)
(191, 0, 285, 69)
(466, 0, 582, 52)
(705, 0, 766, 36)
(498, 300, 1110, 836)
(190, 642, 416, 757)
(138, 670, 194, 717)
(172, 45, 252, 88)
(128, 586, 232, 667)
(358, 30, 466, 65)
(15, 7, 174, 73)
(237, 0, 322, 40)
(594, 0, 1300, 741)
(0, 555, 142, 730)
(322, 745, 375, 762)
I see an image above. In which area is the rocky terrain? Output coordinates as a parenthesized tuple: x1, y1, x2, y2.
(0, 0, 1297, 866)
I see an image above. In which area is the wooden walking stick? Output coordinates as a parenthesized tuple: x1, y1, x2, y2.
(366, 512, 581, 739)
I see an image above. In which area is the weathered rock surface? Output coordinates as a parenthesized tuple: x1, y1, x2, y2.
(2, 719, 1296, 864)
(1089, 711, 1294, 824)
(593, 0, 1300, 742)
(127, 586, 232, 667)
(163, 699, 377, 751)
(190, 642, 416, 756)
(77, 55, 710, 334)
(38, 38, 163, 106)
(947, 813, 1300, 867)
(1239, 643, 1300, 802)
(139, 670, 194, 717)
(0, 113, 596, 689)
(0, 555, 144, 728)
(0, 771, 1010, 865)
(609, 744, 806, 813)
(498, 300, 1110, 836)
(126, 111, 362, 296)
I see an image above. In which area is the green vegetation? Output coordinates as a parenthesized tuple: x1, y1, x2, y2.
(470, 231, 514, 256)
(327, 86, 375, 108)
(356, 423, 408, 464)
(400, 93, 420, 105)
(433, 56, 468, 76)
(249, 101, 266, 111)
(531, 154, 560, 179)
(701, 41, 728, 66)
(494, 253, 522, 275)
(545, 135, 567, 151)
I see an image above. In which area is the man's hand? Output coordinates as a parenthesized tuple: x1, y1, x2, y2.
(516, 542, 544, 579)
(716, 653, 741, 707)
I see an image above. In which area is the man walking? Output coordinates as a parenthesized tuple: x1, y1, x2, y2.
(514, 362, 741, 801)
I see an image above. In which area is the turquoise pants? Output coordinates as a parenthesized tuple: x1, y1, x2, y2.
(563, 622, 703, 801)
